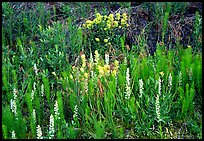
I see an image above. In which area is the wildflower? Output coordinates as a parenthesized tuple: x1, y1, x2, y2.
(82, 62, 86, 68)
(73, 105, 78, 119)
(86, 20, 93, 24)
(31, 82, 36, 101)
(158, 77, 162, 96)
(111, 70, 117, 76)
(104, 64, 110, 75)
(116, 13, 120, 20)
(72, 65, 76, 70)
(178, 71, 182, 86)
(34, 63, 38, 75)
(52, 72, 57, 77)
(80, 67, 84, 73)
(122, 13, 127, 19)
(121, 18, 127, 25)
(96, 13, 101, 18)
(12, 131, 16, 139)
(155, 94, 161, 122)
(108, 42, 111, 45)
(81, 54, 86, 61)
(54, 100, 60, 120)
(105, 53, 109, 65)
(95, 38, 100, 42)
(84, 72, 89, 78)
(103, 15, 107, 20)
(104, 39, 108, 43)
(98, 66, 105, 76)
(139, 79, 144, 98)
(108, 13, 114, 21)
(33, 109, 36, 124)
(49, 114, 55, 139)
(107, 23, 111, 29)
(13, 88, 18, 100)
(41, 84, 44, 97)
(10, 99, 17, 117)
(70, 74, 73, 80)
(31, 90, 34, 101)
(11, 88, 18, 119)
(36, 125, 43, 139)
(95, 13, 102, 24)
(104, 28, 107, 31)
(125, 68, 131, 100)
(87, 23, 92, 29)
(159, 71, 165, 77)
(113, 21, 118, 27)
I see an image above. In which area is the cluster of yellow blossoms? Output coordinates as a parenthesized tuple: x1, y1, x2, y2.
(70, 50, 119, 82)
(82, 12, 129, 30)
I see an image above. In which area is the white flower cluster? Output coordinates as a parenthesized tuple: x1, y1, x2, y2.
(72, 105, 79, 127)
(10, 88, 18, 119)
(178, 71, 182, 86)
(34, 63, 38, 75)
(125, 68, 131, 100)
(158, 77, 162, 96)
(49, 114, 55, 139)
(54, 100, 60, 120)
(33, 109, 36, 124)
(155, 94, 161, 122)
(105, 53, 109, 65)
(36, 125, 43, 139)
(12, 130, 16, 139)
(31, 82, 36, 101)
(73, 105, 78, 119)
(139, 79, 144, 98)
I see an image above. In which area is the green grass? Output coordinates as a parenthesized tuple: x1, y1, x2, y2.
(2, 2, 202, 139)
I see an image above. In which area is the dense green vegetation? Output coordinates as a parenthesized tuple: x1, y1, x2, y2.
(2, 2, 202, 139)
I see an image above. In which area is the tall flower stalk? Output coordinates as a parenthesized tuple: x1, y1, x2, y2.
(178, 71, 182, 86)
(72, 105, 79, 127)
(105, 53, 109, 65)
(10, 88, 18, 119)
(156, 77, 163, 138)
(33, 109, 36, 124)
(36, 125, 43, 139)
(11, 130, 16, 139)
(125, 68, 131, 100)
(49, 114, 55, 139)
(139, 79, 144, 98)
(54, 100, 60, 120)
(158, 77, 162, 96)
